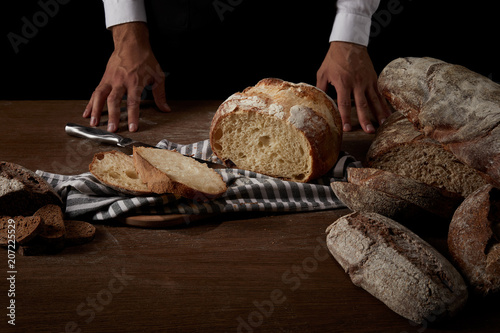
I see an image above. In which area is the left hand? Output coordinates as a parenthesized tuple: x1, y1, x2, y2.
(316, 41, 391, 133)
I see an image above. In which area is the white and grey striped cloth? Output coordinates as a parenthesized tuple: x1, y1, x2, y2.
(36, 139, 360, 221)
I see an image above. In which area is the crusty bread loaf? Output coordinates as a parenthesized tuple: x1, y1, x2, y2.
(448, 184, 500, 296)
(326, 212, 468, 324)
(89, 150, 153, 196)
(367, 112, 487, 197)
(209, 78, 342, 182)
(133, 146, 227, 201)
(0, 161, 62, 216)
(0, 215, 42, 246)
(378, 57, 500, 188)
(330, 168, 462, 225)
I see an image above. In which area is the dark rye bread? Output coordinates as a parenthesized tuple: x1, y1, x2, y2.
(64, 220, 96, 246)
(326, 212, 468, 324)
(0, 162, 62, 216)
(448, 184, 500, 296)
(330, 168, 462, 226)
(0, 215, 43, 246)
(378, 57, 500, 188)
(366, 112, 487, 197)
(33, 204, 66, 247)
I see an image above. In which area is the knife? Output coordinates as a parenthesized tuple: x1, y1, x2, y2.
(65, 123, 227, 169)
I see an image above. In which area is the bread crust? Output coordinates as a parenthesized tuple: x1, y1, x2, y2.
(326, 212, 468, 324)
(378, 57, 500, 188)
(210, 78, 342, 182)
(133, 147, 226, 201)
(448, 184, 500, 296)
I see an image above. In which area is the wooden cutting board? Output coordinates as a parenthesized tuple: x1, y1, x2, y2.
(120, 213, 220, 228)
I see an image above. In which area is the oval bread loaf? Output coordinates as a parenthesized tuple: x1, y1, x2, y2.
(366, 112, 487, 197)
(448, 184, 500, 296)
(210, 78, 342, 182)
(326, 212, 468, 324)
(378, 57, 500, 188)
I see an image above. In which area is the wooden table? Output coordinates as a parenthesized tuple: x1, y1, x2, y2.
(0, 100, 498, 333)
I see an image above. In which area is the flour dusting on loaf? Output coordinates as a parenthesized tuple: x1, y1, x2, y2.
(210, 78, 342, 182)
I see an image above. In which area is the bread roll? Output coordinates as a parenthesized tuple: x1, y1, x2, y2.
(210, 78, 342, 182)
(448, 184, 500, 296)
(378, 57, 500, 188)
(133, 147, 227, 201)
(367, 112, 487, 197)
(326, 212, 468, 324)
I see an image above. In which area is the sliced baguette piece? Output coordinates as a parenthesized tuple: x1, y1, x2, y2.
(326, 211, 468, 324)
(64, 220, 96, 246)
(89, 150, 153, 196)
(0, 215, 43, 246)
(133, 146, 227, 201)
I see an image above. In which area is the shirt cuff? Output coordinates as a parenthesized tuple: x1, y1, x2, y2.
(102, 0, 147, 29)
(329, 11, 372, 46)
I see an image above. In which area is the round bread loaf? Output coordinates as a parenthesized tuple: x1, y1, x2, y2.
(209, 78, 342, 182)
(448, 184, 500, 296)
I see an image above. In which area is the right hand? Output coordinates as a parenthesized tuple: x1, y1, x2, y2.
(83, 22, 171, 132)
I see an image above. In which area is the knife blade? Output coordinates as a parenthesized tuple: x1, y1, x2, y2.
(65, 123, 227, 169)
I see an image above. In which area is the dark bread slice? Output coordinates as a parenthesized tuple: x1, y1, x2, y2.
(64, 220, 96, 246)
(448, 184, 500, 296)
(0, 215, 43, 246)
(33, 204, 66, 248)
(326, 212, 468, 324)
(0, 161, 62, 216)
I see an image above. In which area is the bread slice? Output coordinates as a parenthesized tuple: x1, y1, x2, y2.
(33, 204, 66, 248)
(133, 146, 227, 201)
(0, 215, 43, 246)
(0, 161, 62, 216)
(209, 78, 342, 182)
(89, 150, 152, 196)
(326, 212, 468, 324)
(366, 112, 486, 197)
(64, 220, 96, 246)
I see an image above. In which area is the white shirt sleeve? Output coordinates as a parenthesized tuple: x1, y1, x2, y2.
(102, 0, 147, 29)
(329, 0, 380, 46)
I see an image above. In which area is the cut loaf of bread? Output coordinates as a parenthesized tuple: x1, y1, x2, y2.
(0, 161, 62, 216)
(89, 150, 152, 196)
(326, 211, 468, 324)
(330, 168, 462, 226)
(0, 215, 43, 246)
(367, 112, 486, 197)
(378, 57, 500, 188)
(133, 146, 227, 201)
(210, 78, 342, 182)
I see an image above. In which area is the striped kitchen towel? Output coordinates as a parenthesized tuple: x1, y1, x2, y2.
(36, 139, 360, 221)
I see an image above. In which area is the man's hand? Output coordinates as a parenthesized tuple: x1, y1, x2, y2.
(83, 22, 170, 132)
(316, 41, 390, 133)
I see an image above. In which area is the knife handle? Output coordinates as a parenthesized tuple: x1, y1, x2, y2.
(65, 123, 124, 146)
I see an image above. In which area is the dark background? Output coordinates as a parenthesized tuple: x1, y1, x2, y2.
(1, 0, 499, 101)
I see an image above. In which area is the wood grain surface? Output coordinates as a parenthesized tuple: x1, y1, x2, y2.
(0, 100, 498, 333)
